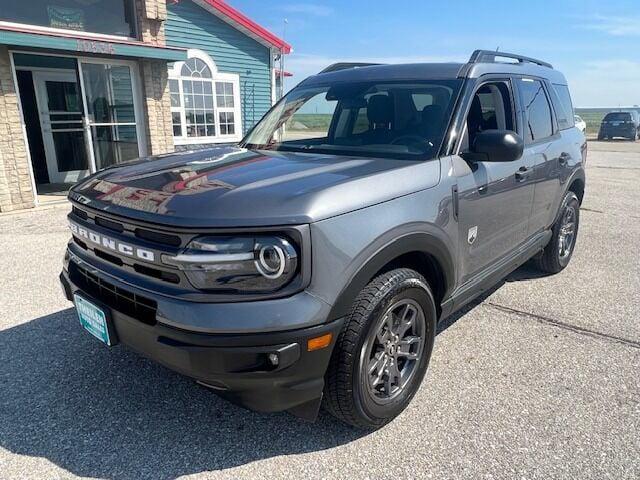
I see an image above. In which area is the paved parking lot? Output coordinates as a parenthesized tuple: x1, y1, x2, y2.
(1, 140, 638, 479)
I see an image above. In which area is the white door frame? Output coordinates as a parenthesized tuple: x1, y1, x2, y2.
(32, 69, 90, 184)
(77, 56, 148, 166)
(9, 50, 148, 191)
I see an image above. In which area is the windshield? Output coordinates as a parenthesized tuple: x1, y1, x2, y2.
(241, 80, 462, 160)
(604, 112, 632, 121)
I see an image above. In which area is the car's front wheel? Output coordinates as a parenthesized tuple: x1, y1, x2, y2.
(323, 268, 437, 429)
(534, 191, 580, 274)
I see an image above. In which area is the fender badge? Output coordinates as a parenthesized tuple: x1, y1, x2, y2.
(468, 226, 478, 245)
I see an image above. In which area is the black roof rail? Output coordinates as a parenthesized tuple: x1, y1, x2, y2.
(319, 62, 383, 74)
(468, 50, 553, 69)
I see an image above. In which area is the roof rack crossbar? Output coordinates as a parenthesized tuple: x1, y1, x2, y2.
(469, 50, 553, 69)
(319, 62, 383, 74)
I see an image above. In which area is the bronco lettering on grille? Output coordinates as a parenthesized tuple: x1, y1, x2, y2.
(69, 221, 155, 262)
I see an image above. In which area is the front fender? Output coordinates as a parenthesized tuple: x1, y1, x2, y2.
(325, 229, 455, 321)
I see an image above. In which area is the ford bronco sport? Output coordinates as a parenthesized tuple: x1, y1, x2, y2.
(60, 50, 586, 429)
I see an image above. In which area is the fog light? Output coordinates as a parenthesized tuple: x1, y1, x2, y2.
(268, 353, 279, 366)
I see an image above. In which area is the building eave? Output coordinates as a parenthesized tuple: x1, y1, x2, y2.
(189, 0, 292, 54)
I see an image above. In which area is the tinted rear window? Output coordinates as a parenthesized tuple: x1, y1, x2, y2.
(551, 84, 575, 130)
(604, 112, 632, 121)
(519, 79, 553, 143)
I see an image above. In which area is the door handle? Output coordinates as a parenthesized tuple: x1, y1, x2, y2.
(559, 152, 571, 165)
(515, 166, 531, 182)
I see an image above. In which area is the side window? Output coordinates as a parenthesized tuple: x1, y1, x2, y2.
(352, 108, 369, 134)
(551, 84, 575, 130)
(519, 79, 553, 143)
(282, 92, 337, 142)
(463, 81, 515, 150)
(411, 93, 434, 110)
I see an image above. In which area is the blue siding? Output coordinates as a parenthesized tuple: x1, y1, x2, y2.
(165, 1, 273, 135)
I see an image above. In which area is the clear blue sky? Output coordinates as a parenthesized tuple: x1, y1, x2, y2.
(231, 0, 640, 107)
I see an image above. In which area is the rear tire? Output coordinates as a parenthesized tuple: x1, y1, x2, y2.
(323, 268, 437, 429)
(533, 191, 580, 274)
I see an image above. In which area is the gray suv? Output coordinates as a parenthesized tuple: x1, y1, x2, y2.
(60, 50, 586, 429)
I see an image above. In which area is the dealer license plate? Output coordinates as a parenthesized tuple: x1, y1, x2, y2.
(75, 294, 112, 346)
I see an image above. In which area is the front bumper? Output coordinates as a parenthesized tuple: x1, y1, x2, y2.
(60, 262, 343, 415)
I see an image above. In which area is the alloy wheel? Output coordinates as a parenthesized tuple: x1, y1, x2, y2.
(558, 205, 577, 260)
(361, 299, 426, 405)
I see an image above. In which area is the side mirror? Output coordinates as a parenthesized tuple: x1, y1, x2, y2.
(462, 129, 524, 162)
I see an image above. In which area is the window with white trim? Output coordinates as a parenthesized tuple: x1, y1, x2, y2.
(168, 50, 242, 144)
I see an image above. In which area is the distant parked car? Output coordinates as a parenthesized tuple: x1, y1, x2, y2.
(574, 115, 586, 133)
(598, 111, 640, 141)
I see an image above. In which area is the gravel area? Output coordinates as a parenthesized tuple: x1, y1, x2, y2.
(1, 140, 638, 479)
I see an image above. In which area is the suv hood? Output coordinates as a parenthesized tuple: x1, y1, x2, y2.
(71, 146, 441, 228)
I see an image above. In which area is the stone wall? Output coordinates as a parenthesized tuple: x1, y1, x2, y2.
(136, 0, 167, 46)
(136, 0, 174, 156)
(140, 59, 175, 156)
(0, 46, 35, 213)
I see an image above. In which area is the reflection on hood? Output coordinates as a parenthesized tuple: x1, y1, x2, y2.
(70, 145, 434, 227)
(83, 175, 234, 215)
(78, 147, 256, 214)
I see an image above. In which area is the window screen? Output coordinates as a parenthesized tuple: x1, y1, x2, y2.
(520, 79, 553, 143)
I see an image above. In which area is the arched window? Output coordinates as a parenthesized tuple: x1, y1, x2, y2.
(168, 49, 242, 144)
(181, 58, 212, 78)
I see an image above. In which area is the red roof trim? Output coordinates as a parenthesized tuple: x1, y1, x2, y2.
(199, 0, 291, 54)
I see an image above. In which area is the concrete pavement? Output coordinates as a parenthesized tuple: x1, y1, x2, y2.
(0, 140, 638, 479)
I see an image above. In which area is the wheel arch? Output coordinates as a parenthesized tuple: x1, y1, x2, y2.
(548, 168, 585, 231)
(567, 175, 585, 205)
(327, 232, 455, 322)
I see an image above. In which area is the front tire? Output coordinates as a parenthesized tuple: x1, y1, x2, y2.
(534, 191, 580, 274)
(323, 268, 437, 429)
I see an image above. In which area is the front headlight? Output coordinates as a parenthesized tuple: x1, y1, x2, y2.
(162, 235, 298, 293)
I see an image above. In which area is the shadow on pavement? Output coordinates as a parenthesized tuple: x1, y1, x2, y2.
(0, 309, 363, 479)
(0, 263, 522, 479)
(504, 260, 552, 282)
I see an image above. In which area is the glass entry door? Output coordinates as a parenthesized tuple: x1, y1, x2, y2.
(80, 61, 143, 170)
(32, 70, 90, 183)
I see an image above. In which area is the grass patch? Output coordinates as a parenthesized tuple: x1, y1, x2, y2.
(287, 114, 333, 131)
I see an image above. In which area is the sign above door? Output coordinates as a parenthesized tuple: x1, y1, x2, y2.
(0, 27, 187, 61)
